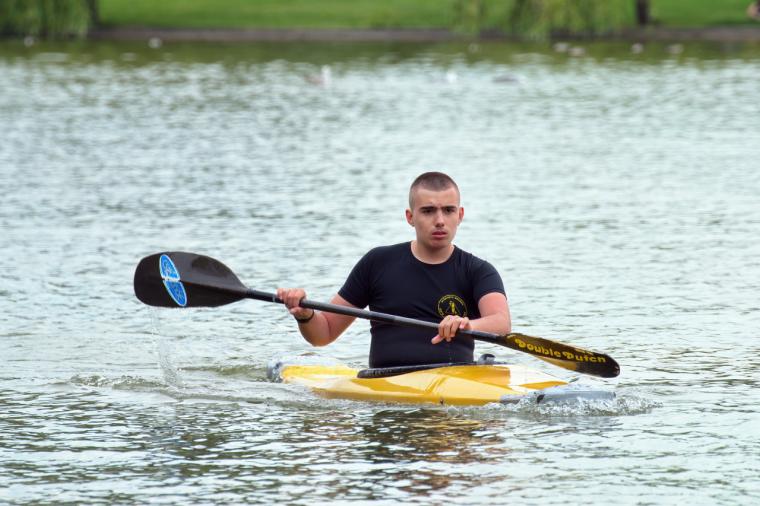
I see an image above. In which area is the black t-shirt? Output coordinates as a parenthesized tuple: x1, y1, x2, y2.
(338, 242, 506, 368)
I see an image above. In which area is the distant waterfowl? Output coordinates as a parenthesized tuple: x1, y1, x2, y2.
(306, 65, 332, 87)
(568, 46, 586, 57)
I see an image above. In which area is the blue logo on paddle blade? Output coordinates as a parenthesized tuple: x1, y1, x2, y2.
(160, 254, 180, 280)
(159, 254, 187, 306)
(163, 280, 187, 307)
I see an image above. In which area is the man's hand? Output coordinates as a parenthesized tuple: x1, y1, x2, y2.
(431, 315, 471, 344)
(276, 288, 313, 320)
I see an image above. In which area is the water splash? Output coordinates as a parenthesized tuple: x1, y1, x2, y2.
(479, 388, 661, 417)
(69, 374, 165, 390)
(157, 337, 184, 389)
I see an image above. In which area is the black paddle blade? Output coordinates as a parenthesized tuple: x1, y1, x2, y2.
(134, 252, 248, 308)
(504, 333, 620, 378)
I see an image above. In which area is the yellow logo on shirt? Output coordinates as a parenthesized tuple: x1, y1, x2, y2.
(437, 294, 468, 318)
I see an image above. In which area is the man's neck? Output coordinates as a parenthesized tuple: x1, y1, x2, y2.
(410, 241, 454, 264)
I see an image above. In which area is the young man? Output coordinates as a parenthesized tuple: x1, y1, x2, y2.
(277, 172, 511, 368)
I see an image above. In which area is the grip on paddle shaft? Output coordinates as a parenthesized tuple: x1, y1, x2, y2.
(246, 288, 483, 338)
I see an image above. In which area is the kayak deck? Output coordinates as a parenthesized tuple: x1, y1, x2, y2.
(272, 363, 572, 406)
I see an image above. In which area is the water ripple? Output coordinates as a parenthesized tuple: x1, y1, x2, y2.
(1, 40, 759, 505)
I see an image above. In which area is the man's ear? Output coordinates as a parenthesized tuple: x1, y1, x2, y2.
(405, 208, 414, 226)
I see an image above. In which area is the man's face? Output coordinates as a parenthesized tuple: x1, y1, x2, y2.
(406, 186, 463, 250)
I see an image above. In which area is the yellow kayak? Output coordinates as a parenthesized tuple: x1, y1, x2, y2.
(269, 362, 614, 406)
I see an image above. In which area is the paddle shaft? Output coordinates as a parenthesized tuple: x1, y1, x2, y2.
(246, 287, 619, 378)
(246, 288, 503, 344)
(133, 251, 620, 377)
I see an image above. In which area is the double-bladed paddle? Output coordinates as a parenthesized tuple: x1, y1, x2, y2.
(133, 251, 620, 378)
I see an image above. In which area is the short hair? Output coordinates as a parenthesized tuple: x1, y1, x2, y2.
(408, 172, 460, 209)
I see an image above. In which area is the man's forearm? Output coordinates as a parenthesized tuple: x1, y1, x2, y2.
(296, 312, 335, 346)
(470, 312, 511, 335)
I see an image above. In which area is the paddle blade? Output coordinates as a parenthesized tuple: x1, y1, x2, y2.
(504, 333, 620, 378)
(134, 252, 248, 308)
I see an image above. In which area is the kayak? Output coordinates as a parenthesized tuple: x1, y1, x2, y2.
(268, 361, 614, 406)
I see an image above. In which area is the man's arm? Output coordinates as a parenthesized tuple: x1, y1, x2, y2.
(431, 292, 511, 344)
(276, 289, 357, 346)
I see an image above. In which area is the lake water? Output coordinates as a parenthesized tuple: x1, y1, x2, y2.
(1, 39, 759, 505)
